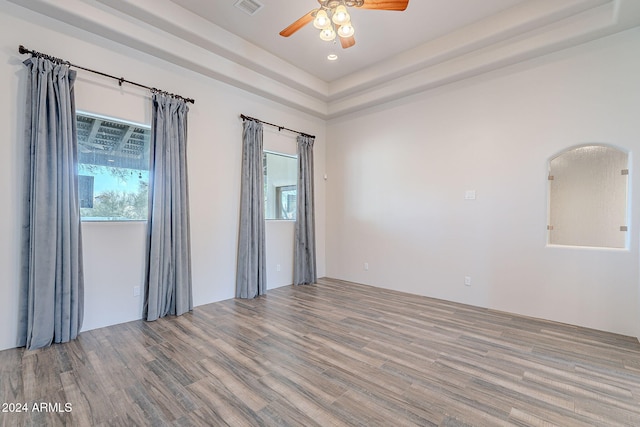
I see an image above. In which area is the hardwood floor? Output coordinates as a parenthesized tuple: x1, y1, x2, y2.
(1, 277, 640, 426)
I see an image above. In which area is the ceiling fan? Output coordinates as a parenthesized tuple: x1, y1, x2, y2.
(279, 0, 409, 49)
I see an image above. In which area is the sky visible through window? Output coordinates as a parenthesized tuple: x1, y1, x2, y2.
(77, 112, 151, 221)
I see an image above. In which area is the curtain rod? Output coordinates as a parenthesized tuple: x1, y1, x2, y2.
(18, 45, 195, 104)
(240, 114, 315, 139)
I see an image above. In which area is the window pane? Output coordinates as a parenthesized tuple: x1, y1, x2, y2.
(77, 112, 151, 221)
(263, 152, 297, 220)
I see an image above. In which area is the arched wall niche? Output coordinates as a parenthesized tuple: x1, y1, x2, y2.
(547, 144, 629, 249)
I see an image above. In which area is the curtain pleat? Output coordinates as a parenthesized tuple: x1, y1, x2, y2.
(143, 93, 192, 321)
(293, 135, 317, 285)
(19, 57, 84, 350)
(236, 120, 266, 298)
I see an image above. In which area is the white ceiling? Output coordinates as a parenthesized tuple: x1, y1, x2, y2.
(169, 0, 527, 82)
(8, 0, 640, 118)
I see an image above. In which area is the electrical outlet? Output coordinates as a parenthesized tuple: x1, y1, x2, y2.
(276, 264, 281, 272)
(364, 262, 369, 271)
(133, 286, 141, 296)
(464, 276, 471, 286)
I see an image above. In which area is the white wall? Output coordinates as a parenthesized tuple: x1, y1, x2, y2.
(1, 2, 637, 350)
(326, 28, 640, 338)
(0, 3, 326, 350)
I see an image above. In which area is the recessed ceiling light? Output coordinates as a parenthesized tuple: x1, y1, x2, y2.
(327, 54, 338, 61)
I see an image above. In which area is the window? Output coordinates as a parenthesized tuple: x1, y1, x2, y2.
(77, 112, 151, 221)
(547, 144, 628, 248)
(263, 151, 297, 220)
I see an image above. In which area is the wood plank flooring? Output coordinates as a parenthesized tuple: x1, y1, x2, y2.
(1, 277, 640, 426)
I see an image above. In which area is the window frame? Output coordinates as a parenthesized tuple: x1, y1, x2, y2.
(263, 150, 298, 221)
(76, 111, 152, 223)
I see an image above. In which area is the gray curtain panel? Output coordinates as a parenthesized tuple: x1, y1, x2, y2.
(236, 120, 266, 298)
(18, 57, 84, 350)
(144, 93, 192, 321)
(293, 134, 317, 285)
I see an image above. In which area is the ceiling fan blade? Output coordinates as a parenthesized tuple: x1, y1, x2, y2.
(279, 10, 315, 37)
(358, 0, 409, 11)
(340, 36, 356, 49)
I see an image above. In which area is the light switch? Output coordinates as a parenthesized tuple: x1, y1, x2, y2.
(464, 190, 476, 200)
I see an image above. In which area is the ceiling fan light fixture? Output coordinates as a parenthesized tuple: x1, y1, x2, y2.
(313, 9, 331, 29)
(332, 5, 350, 25)
(319, 26, 336, 41)
(337, 22, 354, 38)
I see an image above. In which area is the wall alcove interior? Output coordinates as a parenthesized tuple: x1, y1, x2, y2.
(548, 144, 629, 249)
